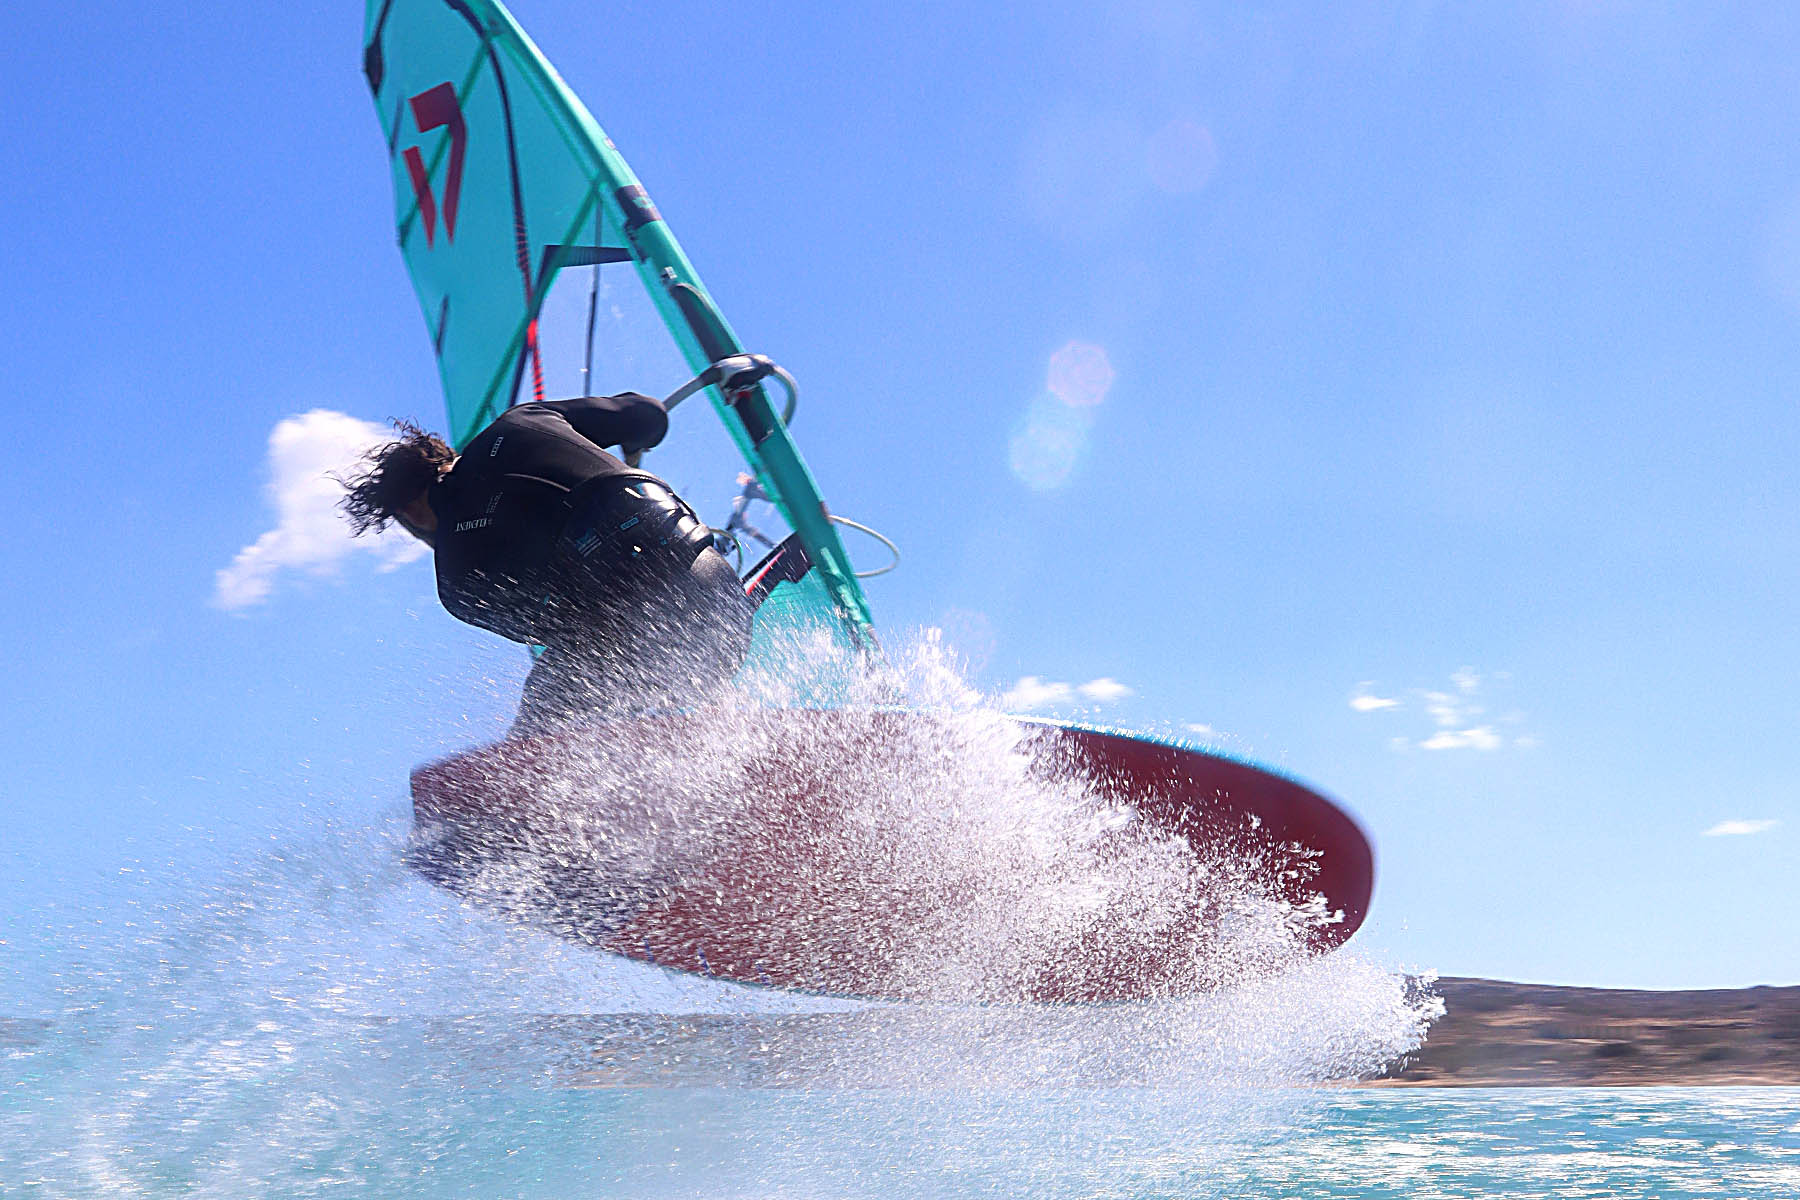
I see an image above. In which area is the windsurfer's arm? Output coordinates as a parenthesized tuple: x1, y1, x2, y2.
(544, 392, 669, 457)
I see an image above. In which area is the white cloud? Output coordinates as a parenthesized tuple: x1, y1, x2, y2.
(1419, 726, 1503, 752)
(1702, 819, 1780, 838)
(1077, 677, 1134, 703)
(1368, 667, 1534, 753)
(1350, 684, 1399, 712)
(1001, 675, 1133, 711)
(1001, 676, 1075, 710)
(1421, 669, 1488, 729)
(214, 409, 427, 611)
(1422, 690, 1482, 729)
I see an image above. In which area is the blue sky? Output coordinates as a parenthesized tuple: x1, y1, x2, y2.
(4, 0, 1797, 991)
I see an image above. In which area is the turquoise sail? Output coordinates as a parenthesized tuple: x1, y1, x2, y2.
(362, 0, 876, 661)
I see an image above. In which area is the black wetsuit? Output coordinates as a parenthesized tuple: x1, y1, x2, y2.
(427, 394, 752, 733)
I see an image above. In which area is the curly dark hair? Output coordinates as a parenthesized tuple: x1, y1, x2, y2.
(339, 419, 456, 535)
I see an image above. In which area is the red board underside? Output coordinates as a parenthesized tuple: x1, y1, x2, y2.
(410, 709, 1374, 1004)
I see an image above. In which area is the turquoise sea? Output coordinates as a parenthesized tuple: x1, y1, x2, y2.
(8, 1013, 1797, 1198)
(6, 802, 1795, 1197)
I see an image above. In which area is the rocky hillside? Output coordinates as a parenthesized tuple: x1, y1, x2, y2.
(1376, 977, 1800, 1086)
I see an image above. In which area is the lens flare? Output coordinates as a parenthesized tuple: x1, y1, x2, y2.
(1147, 118, 1218, 195)
(1009, 394, 1092, 490)
(1047, 340, 1116, 407)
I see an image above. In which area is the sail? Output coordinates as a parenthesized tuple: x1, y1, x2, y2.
(362, 0, 877, 658)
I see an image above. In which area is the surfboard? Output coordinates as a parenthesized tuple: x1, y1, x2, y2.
(409, 709, 1373, 1003)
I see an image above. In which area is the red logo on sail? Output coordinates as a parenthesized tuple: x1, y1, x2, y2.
(401, 83, 466, 247)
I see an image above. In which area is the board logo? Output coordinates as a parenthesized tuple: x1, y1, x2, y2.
(400, 83, 467, 248)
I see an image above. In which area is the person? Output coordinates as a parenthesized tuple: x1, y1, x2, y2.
(340, 393, 753, 734)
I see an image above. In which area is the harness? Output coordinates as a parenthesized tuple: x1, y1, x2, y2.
(552, 470, 714, 573)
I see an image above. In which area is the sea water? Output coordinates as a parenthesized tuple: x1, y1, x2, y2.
(5, 645, 1795, 1197)
(10, 822, 1795, 1199)
(8, 1000, 1797, 1197)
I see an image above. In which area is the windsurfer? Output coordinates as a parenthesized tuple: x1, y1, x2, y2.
(340, 393, 753, 734)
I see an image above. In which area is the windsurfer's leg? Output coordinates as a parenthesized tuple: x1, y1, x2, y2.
(512, 643, 641, 735)
(510, 561, 749, 735)
(668, 550, 754, 692)
(512, 647, 581, 738)
(513, 614, 690, 734)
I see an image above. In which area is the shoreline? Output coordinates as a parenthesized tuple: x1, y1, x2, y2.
(1371, 976, 1800, 1087)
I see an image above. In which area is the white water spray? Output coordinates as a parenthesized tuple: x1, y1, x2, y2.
(4, 631, 1440, 1196)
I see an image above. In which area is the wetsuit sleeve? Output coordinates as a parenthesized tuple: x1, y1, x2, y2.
(543, 392, 669, 455)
